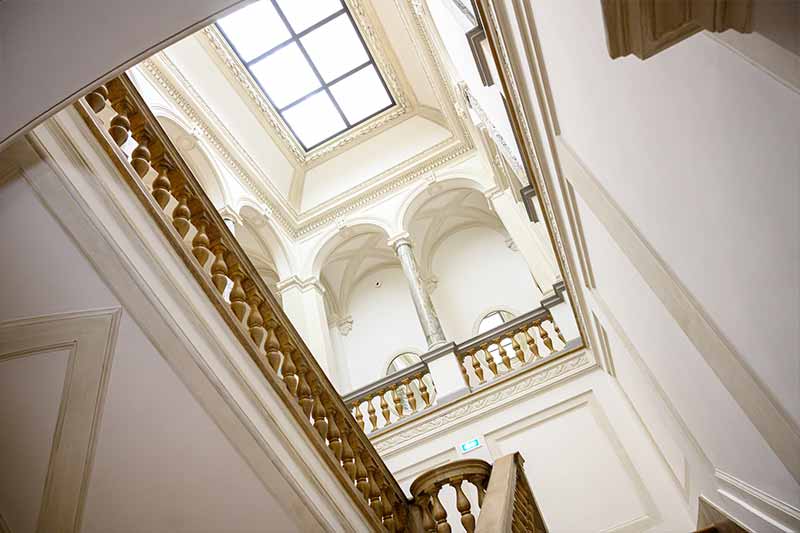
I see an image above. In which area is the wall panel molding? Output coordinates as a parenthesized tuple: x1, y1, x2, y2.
(715, 469, 800, 532)
(0, 308, 120, 533)
(483, 391, 660, 532)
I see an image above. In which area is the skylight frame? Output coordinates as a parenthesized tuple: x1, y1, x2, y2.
(217, 0, 396, 152)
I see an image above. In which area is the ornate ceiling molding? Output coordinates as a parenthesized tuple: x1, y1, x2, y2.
(138, 0, 478, 240)
(201, 0, 416, 169)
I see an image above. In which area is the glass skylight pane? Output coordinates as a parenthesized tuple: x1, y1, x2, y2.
(329, 65, 392, 123)
(250, 42, 321, 108)
(217, 1, 290, 62)
(300, 14, 369, 82)
(282, 92, 346, 148)
(276, 0, 343, 33)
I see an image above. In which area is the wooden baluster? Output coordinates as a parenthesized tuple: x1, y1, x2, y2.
(379, 390, 391, 427)
(151, 160, 173, 209)
(482, 344, 498, 377)
(296, 359, 314, 419)
(420, 496, 437, 533)
(86, 84, 109, 113)
(431, 485, 451, 533)
(264, 322, 283, 374)
(366, 396, 378, 430)
(418, 375, 431, 407)
(353, 401, 365, 430)
(452, 478, 475, 533)
(469, 475, 486, 508)
(191, 218, 213, 269)
(310, 382, 328, 442)
(366, 464, 383, 519)
(380, 481, 397, 533)
(457, 354, 470, 385)
(130, 131, 152, 178)
(470, 352, 485, 384)
(228, 272, 249, 326)
(322, 395, 342, 461)
(354, 451, 370, 500)
(402, 377, 417, 413)
(108, 100, 131, 146)
(512, 333, 526, 365)
(391, 385, 404, 419)
(552, 318, 566, 345)
(537, 320, 554, 353)
(498, 338, 512, 371)
(246, 293, 267, 360)
(339, 415, 357, 483)
(172, 192, 192, 238)
(210, 245, 229, 294)
(523, 328, 540, 360)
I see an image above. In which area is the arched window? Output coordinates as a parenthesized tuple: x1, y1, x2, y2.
(386, 352, 422, 376)
(385, 352, 434, 411)
(477, 310, 514, 334)
(477, 310, 515, 368)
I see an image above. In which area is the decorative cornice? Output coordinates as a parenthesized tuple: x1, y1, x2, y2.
(276, 275, 325, 294)
(372, 349, 592, 454)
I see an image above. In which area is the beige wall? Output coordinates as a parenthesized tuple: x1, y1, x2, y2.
(0, 0, 245, 150)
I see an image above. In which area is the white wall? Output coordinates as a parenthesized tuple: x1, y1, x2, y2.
(381, 366, 694, 533)
(431, 226, 541, 340)
(337, 267, 427, 391)
(531, 0, 800, 430)
(0, 0, 244, 150)
(0, 170, 300, 532)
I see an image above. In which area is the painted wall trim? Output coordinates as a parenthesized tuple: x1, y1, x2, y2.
(0, 308, 121, 533)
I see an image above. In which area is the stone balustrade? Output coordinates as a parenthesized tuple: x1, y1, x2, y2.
(455, 305, 568, 389)
(343, 361, 436, 435)
(77, 75, 408, 532)
(408, 452, 547, 533)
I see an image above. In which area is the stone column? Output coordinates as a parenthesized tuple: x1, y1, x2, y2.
(389, 234, 447, 349)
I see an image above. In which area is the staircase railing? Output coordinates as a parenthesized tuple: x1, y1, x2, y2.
(342, 300, 578, 436)
(408, 452, 547, 532)
(343, 360, 436, 434)
(76, 74, 408, 531)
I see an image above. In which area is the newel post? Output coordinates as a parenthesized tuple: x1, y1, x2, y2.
(422, 342, 470, 405)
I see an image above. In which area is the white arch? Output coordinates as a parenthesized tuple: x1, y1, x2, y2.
(237, 202, 295, 279)
(308, 220, 393, 279)
(396, 173, 489, 234)
(156, 115, 231, 208)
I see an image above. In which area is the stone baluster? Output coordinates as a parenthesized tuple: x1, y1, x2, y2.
(522, 327, 540, 360)
(85, 84, 109, 113)
(379, 390, 391, 426)
(511, 333, 526, 365)
(537, 320, 554, 353)
(402, 377, 417, 413)
(418, 376, 432, 407)
(470, 353, 485, 385)
(366, 397, 378, 430)
(453, 478, 476, 533)
(353, 402, 365, 430)
(431, 485, 451, 533)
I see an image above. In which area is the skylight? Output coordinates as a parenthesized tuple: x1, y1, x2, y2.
(218, 0, 395, 151)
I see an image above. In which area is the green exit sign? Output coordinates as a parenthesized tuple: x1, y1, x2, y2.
(459, 438, 481, 454)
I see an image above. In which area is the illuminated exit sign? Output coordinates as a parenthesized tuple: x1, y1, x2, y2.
(459, 438, 481, 454)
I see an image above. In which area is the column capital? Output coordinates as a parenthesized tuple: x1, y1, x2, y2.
(276, 275, 325, 295)
(387, 232, 413, 252)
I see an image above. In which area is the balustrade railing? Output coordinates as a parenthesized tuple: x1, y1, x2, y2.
(475, 453, 547, 533)
(456, 307, 567, 388)
(76, 74, 408, 531)
(408, 452, 546, 533)
(344, 362, 435, 435)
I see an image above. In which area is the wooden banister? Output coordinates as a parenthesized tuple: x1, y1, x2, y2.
(475, 453, 547, 533)
(76, 74, 408, 531)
